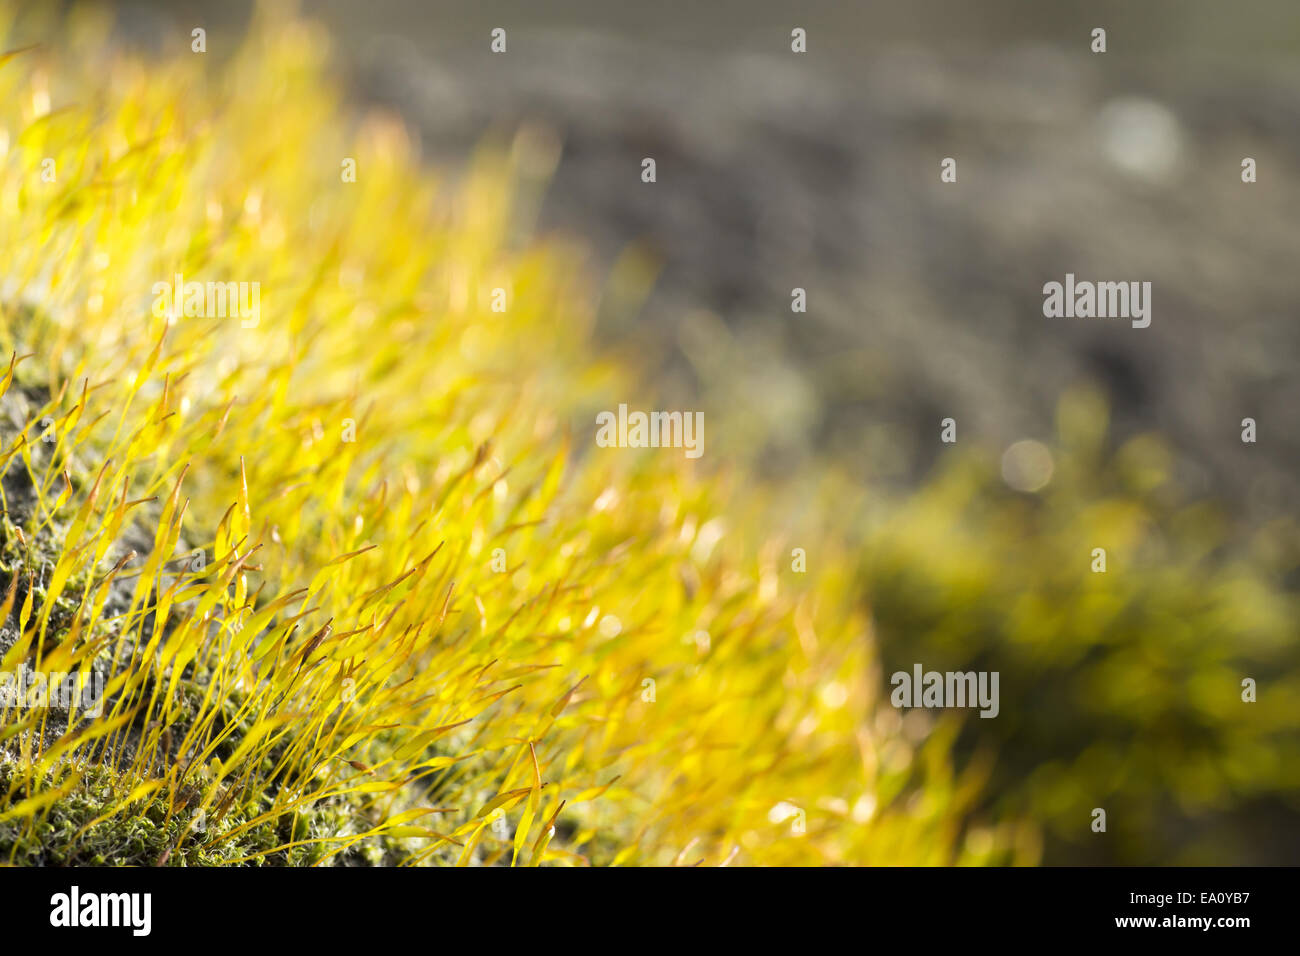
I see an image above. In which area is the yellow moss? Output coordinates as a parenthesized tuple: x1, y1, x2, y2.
(0, 4, 1011, 865)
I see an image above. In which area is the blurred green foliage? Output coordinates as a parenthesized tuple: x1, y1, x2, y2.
(858, 384, 1300, 864)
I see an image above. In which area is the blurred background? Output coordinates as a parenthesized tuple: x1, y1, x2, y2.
(94, 0, 1300, 863)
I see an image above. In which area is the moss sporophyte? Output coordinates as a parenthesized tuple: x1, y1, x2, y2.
(0, 4, 1006, 866)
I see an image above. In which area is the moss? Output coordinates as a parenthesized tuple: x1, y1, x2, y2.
(0, 749, 406, 866)
(0, 3, 1009, 868)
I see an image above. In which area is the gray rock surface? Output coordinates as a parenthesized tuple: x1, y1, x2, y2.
(342, 26, 1299, 520)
